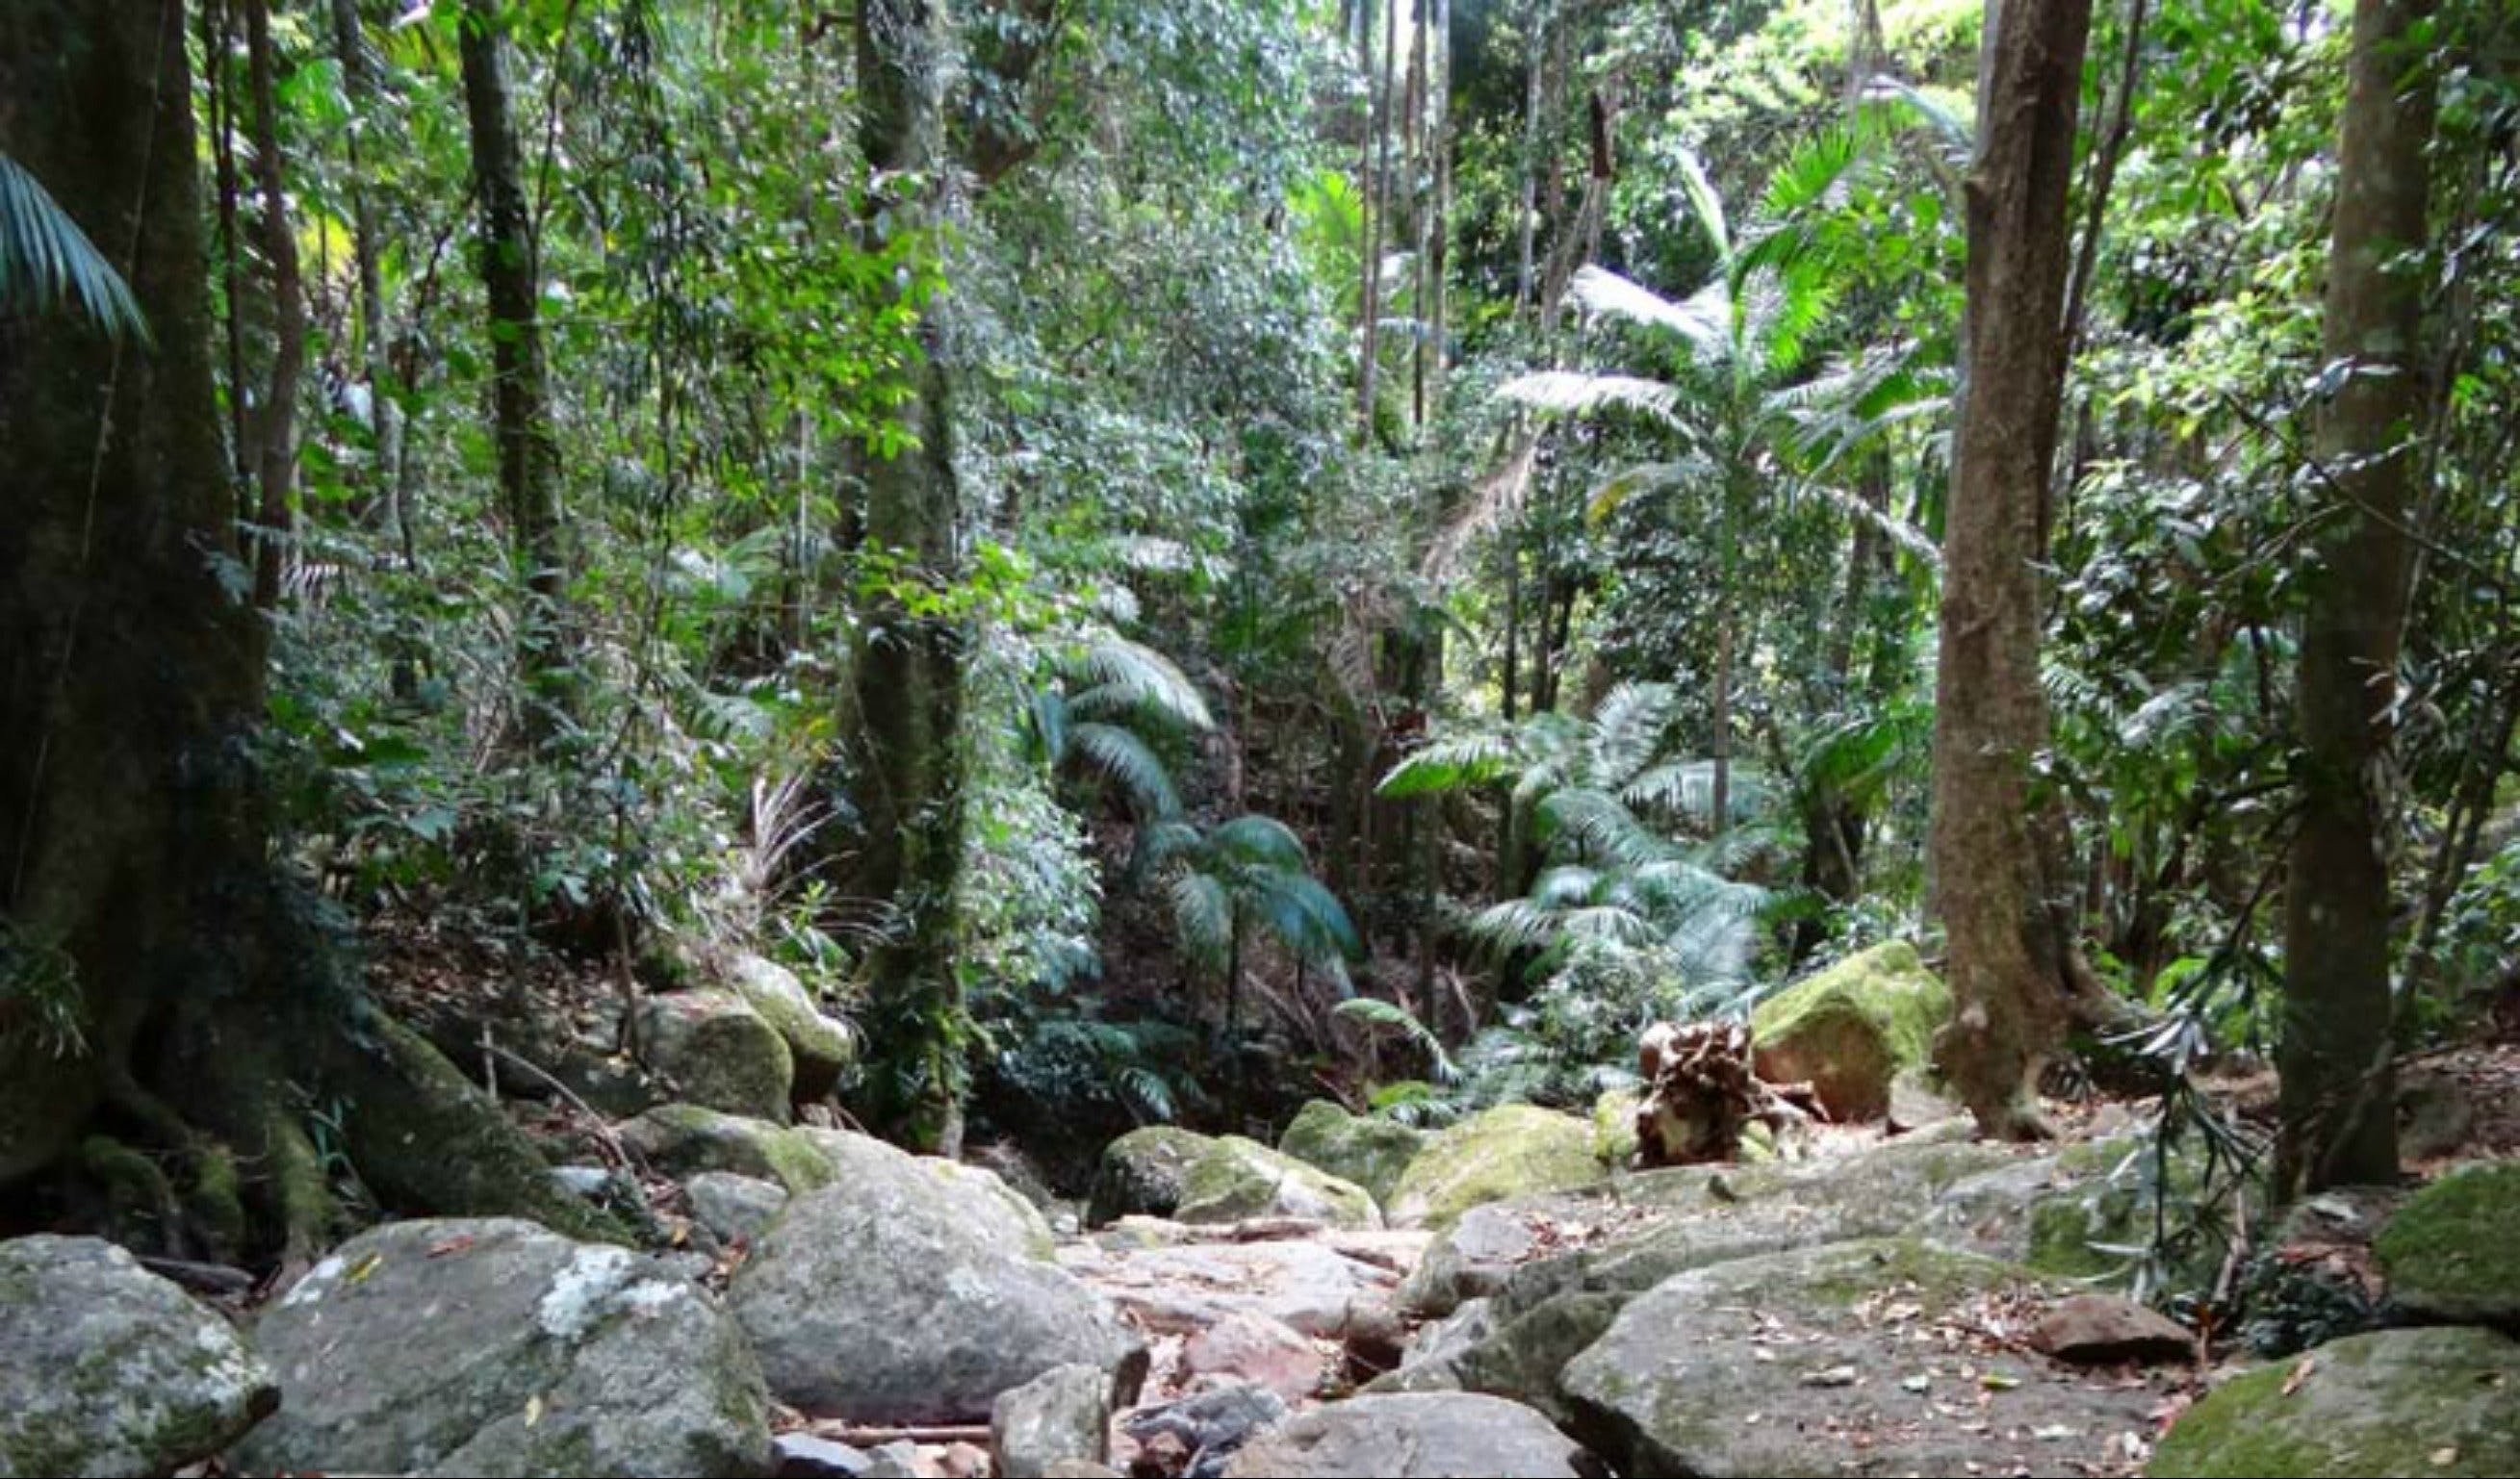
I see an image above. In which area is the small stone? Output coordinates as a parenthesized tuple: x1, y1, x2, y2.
(2027, 1293, 2194, 1365)
(940, 1440, 993, 1477)
(687, 1169, 791, 1245)
(552, 1162, 613, 1197)
(992, 1363, 1112, 1477)
(863, 1439, 928, 1478)
(1181, 1312, 1324, 1404)
(776, 1432, 876, 1477)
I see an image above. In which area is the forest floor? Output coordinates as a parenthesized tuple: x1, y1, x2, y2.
(319, 919, 2520, 1478)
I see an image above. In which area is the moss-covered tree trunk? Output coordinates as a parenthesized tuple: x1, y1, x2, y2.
(844, 0, 971, 1156)
(1927, 0, 2094, 1140)
(2, 0, 612, 1262)
(2277, 0, 2433, 1197)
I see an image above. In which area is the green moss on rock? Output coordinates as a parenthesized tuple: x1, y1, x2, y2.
(618, 1103, 835, 1194)
(2375, 1160, 2520, 1325)
(1386, 1105, 1604, 1231)
(1087, 1125, 1215, 1226)
(1590, 1089, 1640, 1169)
(1177, 1136, 1381, 1229)
(2147, 1327, 2520, 1477)
(1277, 1101, 1428, 1205)
(1750, 941, 1950, 1121)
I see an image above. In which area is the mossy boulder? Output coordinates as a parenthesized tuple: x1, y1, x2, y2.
(1750, 941, 1950, 1121)
(721, 954, 856, 1102)
(2147, 1327, 2520, 1477)
(2375, 1160, 2520, 1326)
(619, 1103, 835, 1194)
(1386, 1105, 1604, 1231)
(1087, 1126, 1217, 1227)
(1176, 1136, 1382, 1230)
(636, 990, 795, 1122)
(0, 1235, 278, 1476)
(795, 1126, 1056, 1260)
(1277, 1101, 1428, 1205)
(1369, 1290, 1624, 1427)
(242, 1219, 771, 1477)
(1564, 1237, 2156, 1479)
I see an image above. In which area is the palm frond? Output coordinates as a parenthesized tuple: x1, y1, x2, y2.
(1332, 998, 1460, 1084)
(1534, 787, 1673, 869)
(1065, 634, 1215, 730)
(1207, 813, 1312, 873)
(1672, 142, 1730, 259)
(1378, 730, 1516, 798)
(1167, 870, 1233, 972)
(0, 153, 148, 342)
(1587, 681, 1676, 788)
(1067, 721, 1182, 818)
(1497, 370, 1685, 425)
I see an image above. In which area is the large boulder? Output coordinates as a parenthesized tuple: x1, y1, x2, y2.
(2147, 1327, 2520, 1477)
(722, 953, 856, 1102)
(1087, 1126, 1215, 1226)
(729, 1183, 1138, 1422)
(1221, 1392, 1587, 1478)
(1921, 1134, 2240, 1291)
(242, 1218, 770, 1477)
(1384, 1105, 1602, 1231)
(1370, 1290, 1623, 1427)
(2375, 1160, 2520, 1326)
(1562, 1237, 2158, 1478)
(637, 991, 795, 1122)
(1401, 1135, 2019, 1319)
(1749, 940, 1950, 1121)
(1277, 1100, 1428, 1206)
(1176, 1136, 1381, 1230)
(0, 1235, 277, 1477)
(620, 1104, 835, 1192)
(796, 1127, 1055, 1260)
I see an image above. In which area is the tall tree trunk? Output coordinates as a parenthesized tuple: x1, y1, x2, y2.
(1358, 0, 1393, 438)
(2277, 0, 2434, 1197)
(846, 0, 970, 1156)
(2, 0, 608, 1259)
(1427, 0, 1452, 422)
(1513, 0, 1544, 315)
(244, 0, 303, 609)
(332, 0, 405, 558)
(460, 0, 570, 733)
(205, 0, 252, 508)
(1928, 0, 2095, 1140)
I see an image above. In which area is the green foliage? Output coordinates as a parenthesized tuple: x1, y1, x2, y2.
(0, 152, 146, 340)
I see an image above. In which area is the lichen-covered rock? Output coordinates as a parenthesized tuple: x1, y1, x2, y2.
(1749, 940, 1951, 1121)
(685, 1171, 789, 1246)
(1918, 1133, 2239, 1291)
(1401, 1135, 2018, 1319)
(722, 954, 855, 1102)
(0, 1236, 277, 1477)
(1277, 1101, 1428, 1206)
(794, 1127, 1055, 1261)
(1087, 1126, 1215, 1226)
(620, 1103, 835, 1193)
(242, 1218, 770, 1477)
(1176, 1136, 1381, 1230)
(2147, 1327, 2520, 1477)
(1564, 1237, 2157, 1478)
(990, 1364, 1111, 1478)
(2375, 1160, 2520, 1325)
(730, 1183, 1139, 1422)
(1221, 1391, 1585, 1478)
(1385, 1106, 1602, 1231)
(1370, 1290, 1623, 1427)
(637, 991, 795, 1122)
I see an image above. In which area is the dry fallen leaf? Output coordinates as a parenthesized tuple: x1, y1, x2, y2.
(526, 1393, 545, 1428)
(425, 1235, 476, 1258)
(2281, 1356, 2317, 1396)
(2430, 1447, 2457, 1467)
(1803, 1364, 1859, 1388)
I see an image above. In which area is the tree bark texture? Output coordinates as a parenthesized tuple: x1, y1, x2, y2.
(1927, 0, 2094, 1140)
(2277, 0, 2434, 1197)
(244, 0, 304, 608)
